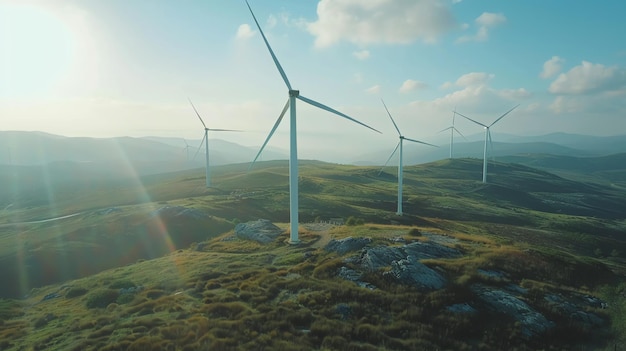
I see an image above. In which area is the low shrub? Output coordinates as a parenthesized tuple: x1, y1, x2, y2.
(86, 289, 120, 309)
(109, 280, 136, 289)
(408, 228, 422, 237)
(66, 287, 88, 298)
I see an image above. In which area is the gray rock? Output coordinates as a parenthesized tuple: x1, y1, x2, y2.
(341, 241, 460, 289)
(403, 241, 462, 260)
(337, 266, 376, 289)
(356, 241, 460, 271)
(151, 206, 207, 220)
(446, 303, 477, 314)
(337, 266, 363, 282)
(358, 245, 406, 270)
(477, 269, 507, 280)
(234, 219, 283, 244)
(325, 237, 372, 255)
(544, 293, 605, 329)
(383, 256, 447, 290)
(472, 284, 555, 338)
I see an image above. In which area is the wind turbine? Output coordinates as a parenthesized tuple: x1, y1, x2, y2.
(455, 105, 519, 183)
(439, 108, 465, 159)
(379, 99, 437, 216)
(246, 0, 381, 243)
(188, 98, 240, 188)
(182, 139, 191, 161)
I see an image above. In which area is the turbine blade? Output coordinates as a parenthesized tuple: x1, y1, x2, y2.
(248, 99, 290, 171)
(404, 137, 438, 148)
(245, 0, 292, 90)
(488, 128, 495, 161)
(381, 99, 401, 136)
(297, 95, 381, 134)
(438, 126, 453, 133)
(453, 127, 467, 140)
(378, 142, 400, 175)
(188, 98, 207, 129)
(193, 133, 206, 160)
(455, 111, 487, 128)
(207, 129, 242, 132)
(451, 107, 457, 125)
(490, 104, 520, 127)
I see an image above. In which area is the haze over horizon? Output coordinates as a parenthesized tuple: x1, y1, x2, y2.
(2, 0, 625, 162)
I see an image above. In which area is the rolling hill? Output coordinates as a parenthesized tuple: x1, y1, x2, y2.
(0, 155, 625, 350)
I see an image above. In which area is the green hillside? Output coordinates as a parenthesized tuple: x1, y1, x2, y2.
(0, 158, 625, 350)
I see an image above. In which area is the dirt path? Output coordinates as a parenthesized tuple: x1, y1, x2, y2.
(304, 223, 336, 248)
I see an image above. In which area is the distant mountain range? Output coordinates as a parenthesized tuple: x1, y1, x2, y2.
(0, 131, 288, 175)
(0, 131, 624, 174)
(356, 132, 626, 165)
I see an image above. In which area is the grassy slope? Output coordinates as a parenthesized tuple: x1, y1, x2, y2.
(0, 158, 625, 350)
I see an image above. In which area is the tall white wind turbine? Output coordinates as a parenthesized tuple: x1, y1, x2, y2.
(455, 105, 519, 183)
(246, 0, 381, 243)
(188, 98, 240, 188)
(379, 100, 437, 216)
(439, 108, 465, 159)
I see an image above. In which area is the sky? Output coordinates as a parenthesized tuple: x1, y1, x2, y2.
(1, 0, 626, 163)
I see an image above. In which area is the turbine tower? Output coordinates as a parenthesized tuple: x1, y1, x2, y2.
(439, 108, 465, 159)
(188, 98, 239, 188)
(455, 105, 519, 183)
(246, 0, 381, 243)
(380, 99, 436, 216)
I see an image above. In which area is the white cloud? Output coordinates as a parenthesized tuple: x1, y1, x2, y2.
(442, 72, 494, 88)
(499, 88, 531, 99)
(353, 49, 370, 60)
(457, 12, 506, 43)
(476, 12, 506, 27)
(540, 56, 564, 79)
(235, 24, 255, 40)
(366, 85, 381, 95)
(267, 14, 278, 28)
(549, 89, 626, 114)
(549, 61, 626, 95)
(307, 0, 457, 48)
(399, 79, 428, 93)
(429, 72, 530, 118)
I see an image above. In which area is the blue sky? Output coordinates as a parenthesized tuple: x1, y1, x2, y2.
(1, 0, 625, 162)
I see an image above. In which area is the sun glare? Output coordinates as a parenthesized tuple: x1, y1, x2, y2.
(0, 3, 76, 98)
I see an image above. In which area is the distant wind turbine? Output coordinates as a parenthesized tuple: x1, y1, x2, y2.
(246, 0, 381, 243)
(188, 98, 240, 188)
(182, 139, 191, 161)
(455, 105, 519, 183)
(379, 99, 437, 216)
(439, 108, 465, 159)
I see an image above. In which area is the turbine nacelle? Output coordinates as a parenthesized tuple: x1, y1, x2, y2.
(289, 90, 300, 97)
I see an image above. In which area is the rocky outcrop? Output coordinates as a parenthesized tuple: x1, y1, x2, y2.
(150, 206, 207, 220)
(383, 256, 446, 290)
(356, 240, 461, 271)
(472, 284, 555, 338)
(544, 293, 605, 329)
(234, 219, 283, 244)
(403, 241, 462, 260)
(336, 239, 460, 291)
(325, 237, 372, 255)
